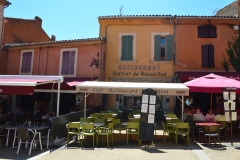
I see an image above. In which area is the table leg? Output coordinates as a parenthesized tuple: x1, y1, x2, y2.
(6, 129, 10, 146)
(12, 130, 17, 148)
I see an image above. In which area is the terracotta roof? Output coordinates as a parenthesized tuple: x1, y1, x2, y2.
(98, 14, 240, 19)
(3, 37, 106, 50)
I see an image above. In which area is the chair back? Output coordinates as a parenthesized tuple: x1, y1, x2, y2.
(175, 122, 189, 129)
(130, 118, 140, 123)
(217, 121, 228, 128)
(203, 125, 219, 133)
(108, 123, 114, 132)
(80, 118, 91, 123)
(94, 118, 105, 123)
(94, 113, 101, 118)
(112, 118, 121, 125)
(103, 113, 112, 118)
(82, 123, 94, 130)
(127, 122, 139, 130)
(18, 128, 30, 141)
(161, 121, 167, 130)
(67, 122, 80, 129)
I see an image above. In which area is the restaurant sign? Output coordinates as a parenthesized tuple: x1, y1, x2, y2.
(112, 64, 167, 77)
(76, 87, 188, 96)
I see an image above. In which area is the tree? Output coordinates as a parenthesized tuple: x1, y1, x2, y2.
(222, 29, 240, 72)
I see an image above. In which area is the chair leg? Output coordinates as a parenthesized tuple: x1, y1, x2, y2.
(127, 133, 128, 145)
(39, 133, 43, 151)
(187, 134, 190, 145)
(29, 140, 34, 155)
(107, 135, 109, 148)
(93, 135, 94, 149)
(163, 132, 165, 142)
(175, 134, 177, 145)
(16, 139, 22, 154)
(111, 133, 114, 145)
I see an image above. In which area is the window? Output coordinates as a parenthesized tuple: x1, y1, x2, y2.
(119, 33, 136, 61)
(153, 34, 173, 61)
(19, 49, 34, 74)
(198, 25, 217, 38)
(59, 48, 78, 77)
(202, 44, 214, 68)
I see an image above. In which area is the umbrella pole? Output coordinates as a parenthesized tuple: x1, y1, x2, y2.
(210, 93, 212, 110)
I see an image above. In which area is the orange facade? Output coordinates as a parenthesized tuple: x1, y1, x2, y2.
(175, 17, 240, 73)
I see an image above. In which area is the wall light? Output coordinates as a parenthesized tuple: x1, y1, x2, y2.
(89, 58, 99, 70)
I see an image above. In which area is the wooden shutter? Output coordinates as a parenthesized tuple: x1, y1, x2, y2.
(121, 35, 133, 60)
(208, 26, 217, 38)
(61, 51, 69, 74)
(21, 52, 32, 73)
(165, 35, 173, 61)
(201, 45, 209, 68)
(208, 45, 214, 68)
(68, 51, 75, 74)
(154, 35, 161, 61)
(198, 26, 208, 38)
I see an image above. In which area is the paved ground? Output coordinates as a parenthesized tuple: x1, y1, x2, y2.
(1, 121, 240, 160)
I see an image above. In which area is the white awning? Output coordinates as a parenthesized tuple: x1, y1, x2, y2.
(76, 81, 189, 96)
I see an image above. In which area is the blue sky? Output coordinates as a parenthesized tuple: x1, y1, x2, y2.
(5, 0, 234, 41)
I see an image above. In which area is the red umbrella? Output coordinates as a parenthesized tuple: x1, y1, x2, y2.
(184, 73, 240, 94)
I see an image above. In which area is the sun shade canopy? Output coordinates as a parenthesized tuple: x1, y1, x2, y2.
(0, 75, 63, 95)
(184, 73, 240, 94)
(76, 81, 189, 96)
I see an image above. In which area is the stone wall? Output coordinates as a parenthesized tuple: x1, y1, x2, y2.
(216, 1, 239, 16)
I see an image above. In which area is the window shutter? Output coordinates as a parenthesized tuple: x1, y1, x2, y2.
(208, 26, 217, 38)
(154, 35, 161, 61)
(21, 52, 32, 73)
(68, 51, 75, 74)
(166, 35, 173, 61)
(198, 26, 208, 38)
(61, 51, 69, 74)
(202, 45, 209, 68)
(208, 44, 214, 68)
(121, 35, 133, 60)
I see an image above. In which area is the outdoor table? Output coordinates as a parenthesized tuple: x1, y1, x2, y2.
(5, 125, 48, 148)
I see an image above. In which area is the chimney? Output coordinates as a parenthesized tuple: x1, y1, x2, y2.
(35, 16, 42, 26)
(51, 35, 56, 41)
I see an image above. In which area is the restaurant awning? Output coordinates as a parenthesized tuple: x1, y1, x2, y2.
(76, 81, 189, 96)
(176, 71, 240, 82)
(76, 81, 189, 120)
(0, 75, 63, 95)
(0, 75, 63, 116)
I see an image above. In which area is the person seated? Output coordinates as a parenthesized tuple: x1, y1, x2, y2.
(193, 109, 206, 122)
(41, 110, 53, 123)
(14, 106, 24, 116)
(214, 109, 226, 122)
(205, 109, 215, 122)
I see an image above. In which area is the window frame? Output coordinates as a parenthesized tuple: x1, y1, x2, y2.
(19, 49, 34, 75)
(118, 33, 136, 61)
(201, 44, 215, 68)
(59, 48, 78, 77)
(151, 32, 171, 62)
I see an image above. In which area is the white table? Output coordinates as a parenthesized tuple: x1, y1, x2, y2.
(5, 126, 48, 148)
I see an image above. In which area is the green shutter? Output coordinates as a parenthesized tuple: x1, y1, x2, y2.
(166, 35, 173, 61)
(121, 35, 133, 60)
(154, 35, 161, 61)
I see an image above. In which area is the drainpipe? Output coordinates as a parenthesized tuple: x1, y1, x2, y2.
(0, 19, 7, 62)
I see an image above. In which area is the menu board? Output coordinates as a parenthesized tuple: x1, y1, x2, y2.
(149, 105, 155, 114)
(141, 103, 148, 113)
(149, 95, 156, 104)
(148, 114, 154, 123)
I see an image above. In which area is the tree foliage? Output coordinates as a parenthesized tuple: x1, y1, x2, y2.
(223, 29, 240, 72)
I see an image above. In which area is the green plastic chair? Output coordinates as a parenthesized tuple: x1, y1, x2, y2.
(175, 122, 190, 145)
(66, 122, 81, 147)
(94, 118, 106, 124)
(126, 122, 141, 145)
(103, 113, 113, 118)
(167, 114, 177, 118)
(97, 123, 114, 148)
(80, 118, 91, 123)
(161, 121, 175, 142)
(129, 118, 140, 123)
(112, 119, 126, 141)
(81, 123, 95, 149)
(202, 125, 220, 145)
(94, 113, 102, 118)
